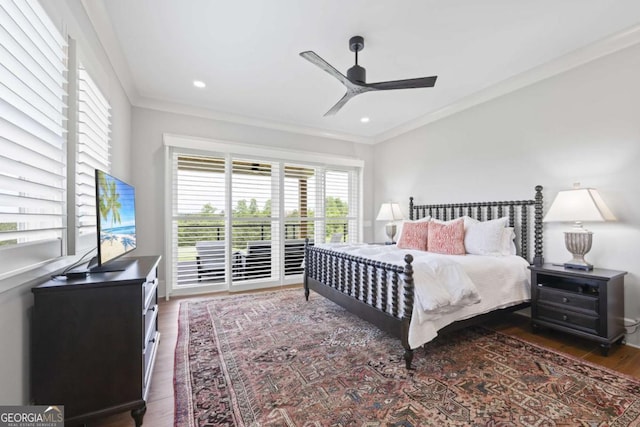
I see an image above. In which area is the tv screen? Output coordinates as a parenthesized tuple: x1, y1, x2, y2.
(95, 170, 136, 268)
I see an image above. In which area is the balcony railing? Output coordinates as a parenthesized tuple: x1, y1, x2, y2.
(175, 221, 348, 285)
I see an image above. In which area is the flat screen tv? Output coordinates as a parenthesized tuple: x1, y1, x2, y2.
(89, 169, 137, 272)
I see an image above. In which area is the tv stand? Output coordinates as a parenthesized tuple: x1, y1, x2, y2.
(31, 256, 161, 427)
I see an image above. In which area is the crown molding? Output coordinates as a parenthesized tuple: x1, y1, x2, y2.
(373, 24, 640, 144)
(80, 0, 139, 105)
(135, 96, 375, 145)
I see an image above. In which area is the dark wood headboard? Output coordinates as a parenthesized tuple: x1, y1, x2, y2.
(409, 185, 543, 266)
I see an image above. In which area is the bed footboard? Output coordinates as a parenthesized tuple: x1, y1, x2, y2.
(303, 241, 416, 368)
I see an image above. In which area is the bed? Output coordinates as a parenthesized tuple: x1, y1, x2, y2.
(303, 185, 544, 369)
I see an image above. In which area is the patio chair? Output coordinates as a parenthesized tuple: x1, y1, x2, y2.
(195, 240, 226, 281)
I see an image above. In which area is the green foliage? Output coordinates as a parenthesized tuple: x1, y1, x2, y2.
(177, 196, 350, 248)
(325, 196, 349, 241)
(177, 203, 225, 247)
(0, 222, 17, 246)
(200, 203, 218, 215)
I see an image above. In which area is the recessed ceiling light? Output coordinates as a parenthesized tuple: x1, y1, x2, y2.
(193, 80, 206, 88)
(360, 117, 370, 123)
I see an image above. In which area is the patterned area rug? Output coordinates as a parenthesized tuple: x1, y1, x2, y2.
(174, 289, 640, 426)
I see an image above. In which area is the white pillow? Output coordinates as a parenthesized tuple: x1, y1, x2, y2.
(464, 216, 509, 255)
(500, 227, 517, 256)
(396, 216, 431, 242)
(432, 215, 476, 230)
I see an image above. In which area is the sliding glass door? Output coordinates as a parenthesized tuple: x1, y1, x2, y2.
(167, 149, 361, 295)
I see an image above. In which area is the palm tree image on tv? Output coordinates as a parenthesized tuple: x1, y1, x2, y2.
(97, 171, 136, 263)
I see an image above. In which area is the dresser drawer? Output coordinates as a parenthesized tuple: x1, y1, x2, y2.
(537, 286, 598, 315)
(143, 331, 159, 397)
(144, 278, 158, 309)
(143, 304, 158, 350)
(144, 304, 158, 345)
(537, 304, 600, 334)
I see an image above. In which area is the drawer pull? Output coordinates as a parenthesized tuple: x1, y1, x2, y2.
(562, 315, 568, 321)
(149, 306, 156, 312)
(149, 337, 156, 344)
(562, 297, 569, 303)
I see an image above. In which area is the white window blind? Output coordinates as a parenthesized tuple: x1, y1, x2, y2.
(172, 154, 227, 287)
(325, 169, 358, 244)
(0, 0, 67, 274)
(231, 159, 279, 281)
(76, 63, 110, 240)
(283, 164, 316, 275)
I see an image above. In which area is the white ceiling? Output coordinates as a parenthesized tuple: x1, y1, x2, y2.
(91, 0, 640, 143)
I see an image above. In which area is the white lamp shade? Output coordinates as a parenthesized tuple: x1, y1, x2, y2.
(543, 188, 616, 223)
(376, 203, 403, 221)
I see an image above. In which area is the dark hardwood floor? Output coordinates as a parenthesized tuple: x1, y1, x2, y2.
(90, 286, 640, 426)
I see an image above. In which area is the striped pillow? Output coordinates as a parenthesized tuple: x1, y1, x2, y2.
(427, 218, 465, 255)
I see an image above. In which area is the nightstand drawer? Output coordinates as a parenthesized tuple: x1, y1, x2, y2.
(537, 304, 599, 334)
(537, 286, 598, 315)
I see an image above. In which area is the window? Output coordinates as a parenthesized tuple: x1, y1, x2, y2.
(231, 160, 280, 281)
(0, 0, 67, 276)
(75, 63, 111, 250)
(170, 154, 226, 288)
(166, 141, 362, 295)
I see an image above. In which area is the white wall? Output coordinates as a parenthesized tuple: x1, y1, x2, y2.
(0, 0, 133, 404)
(373, 43, 640, 345)
(130, 107, 375, 297)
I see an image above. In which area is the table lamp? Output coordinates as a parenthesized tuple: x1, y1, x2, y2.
(376, 202, 403, 244)
(543, 183, 616, 270)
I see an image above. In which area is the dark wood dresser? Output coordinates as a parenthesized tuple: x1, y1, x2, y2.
(530, 263, 626, 356)
(31, 256, 161, 426)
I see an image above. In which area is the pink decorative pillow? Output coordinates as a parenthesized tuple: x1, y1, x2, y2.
(396, 221, 429, 251)
(427, 218, 466, 255)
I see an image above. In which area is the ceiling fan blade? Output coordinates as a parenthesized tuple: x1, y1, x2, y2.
(300, 51, 357, 89)
(366, 76, 437, 91)
(323, 91, 356, 116)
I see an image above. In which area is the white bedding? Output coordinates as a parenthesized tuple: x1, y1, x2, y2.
(316, 243, 531, 348)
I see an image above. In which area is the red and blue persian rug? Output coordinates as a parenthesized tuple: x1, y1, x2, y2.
(174, 289, 640, 426)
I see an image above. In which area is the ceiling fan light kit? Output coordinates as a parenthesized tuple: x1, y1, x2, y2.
(300, 35, 438, 116)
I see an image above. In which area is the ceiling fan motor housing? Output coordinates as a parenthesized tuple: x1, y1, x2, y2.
(347, 65, 366, 84)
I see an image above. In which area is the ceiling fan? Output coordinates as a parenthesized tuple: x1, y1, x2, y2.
(300, 35, 438, 116)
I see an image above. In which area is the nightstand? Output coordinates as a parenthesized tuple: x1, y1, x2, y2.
(529, 264, 626, 356)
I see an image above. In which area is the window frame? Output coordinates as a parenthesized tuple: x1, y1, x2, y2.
(164, 134, 364, 298)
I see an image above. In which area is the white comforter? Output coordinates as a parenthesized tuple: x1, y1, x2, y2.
(317, 244, 531, 348)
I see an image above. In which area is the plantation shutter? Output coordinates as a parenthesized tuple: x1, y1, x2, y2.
(172, 154, 227, 287)
(0, 0, 67, 274)
(325, 169, 358, 243)
(76, 63, 111, 244)
(283, 164, 316, 275)
(231, 159, 279, 282)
